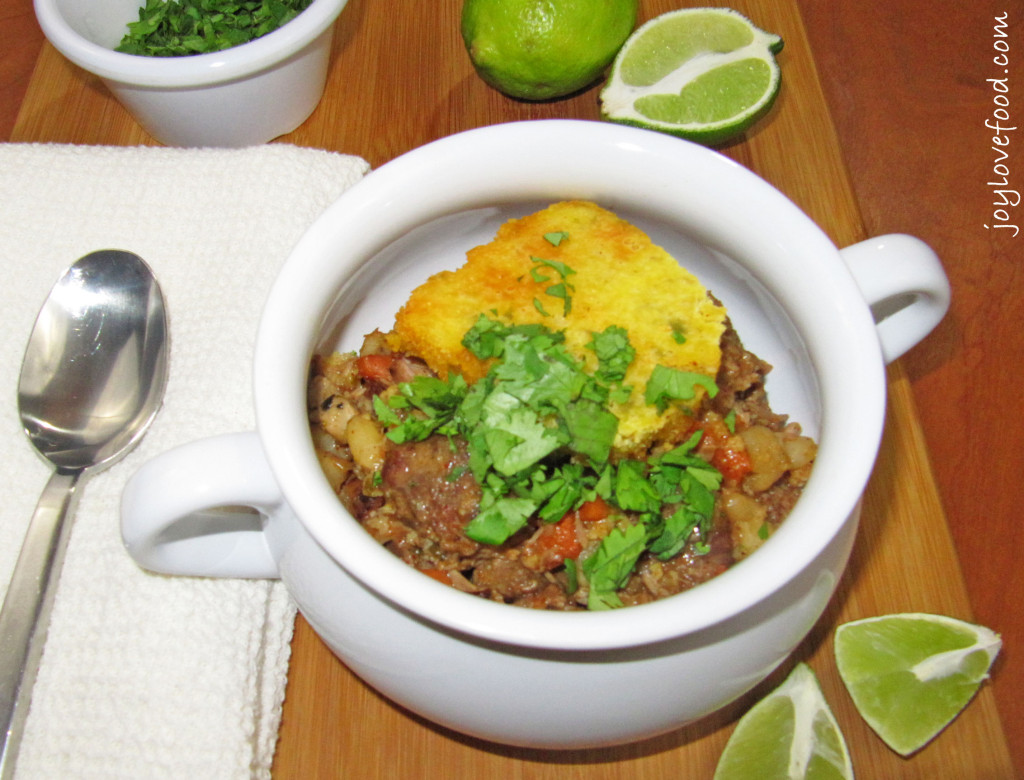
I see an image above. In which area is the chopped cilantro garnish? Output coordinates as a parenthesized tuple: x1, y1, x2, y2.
(370, 313, 724, 609)
(581, 523, 647, 610)
(529, 463, 591, 523)
(583, 430, 722, 595)
(562, 400, 617, 464)
(724, 408, 737, 433)
(613, 460, 662, 514)
(564, 558, 579, 594)
(479, 392, 562, 475)
(374, 373, 466, 443)
(644, 365, 719, 413)
(464, 494, 537, 545)
(544, 231, 570, 246)
(529, 257, 576, 316)
(531, 256, 575, 280)
(648, 505, 702, 559)
(462, 315, 554, 361)
(587, 326, 634, 387)
(670, 320, 687, 344)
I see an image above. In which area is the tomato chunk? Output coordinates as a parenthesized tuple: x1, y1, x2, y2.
(534, 515, 583, 568)
(712, 445, 753, 484)
(356, 354, 395, 383)
(576, 497, 611, 523)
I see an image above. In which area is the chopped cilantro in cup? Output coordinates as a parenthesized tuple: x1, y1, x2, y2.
(116, 0, 314, 57)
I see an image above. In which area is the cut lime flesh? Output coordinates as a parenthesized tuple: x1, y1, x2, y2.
(634, 58, 773, 124)
(714, 663, 853, 780)
(619, 12, 755, 86)
(600, 7, 783, 146)
(835, 613, 1001, 757)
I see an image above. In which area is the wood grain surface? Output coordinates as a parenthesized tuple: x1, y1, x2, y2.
(3, 0, 1021, 776)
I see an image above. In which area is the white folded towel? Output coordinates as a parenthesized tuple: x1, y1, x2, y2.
(0, 143, 369, 779)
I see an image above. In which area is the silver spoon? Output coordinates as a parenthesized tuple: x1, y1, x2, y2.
(0, 250, 169, 778)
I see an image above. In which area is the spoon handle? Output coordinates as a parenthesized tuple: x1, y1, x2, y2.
(0, 470, 81, 780)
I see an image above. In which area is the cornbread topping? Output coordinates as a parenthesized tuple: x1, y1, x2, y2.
(387, 201, 727, 456)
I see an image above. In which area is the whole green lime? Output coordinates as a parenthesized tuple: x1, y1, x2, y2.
(462, 0, 638, 101)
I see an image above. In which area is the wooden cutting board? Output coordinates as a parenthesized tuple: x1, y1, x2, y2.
(12, 0, 1014, 776)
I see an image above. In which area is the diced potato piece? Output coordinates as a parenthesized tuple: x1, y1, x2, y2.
(783, 434, 817, 470)
(347, 413, 386, 472)
(316, 450, 352, 493)
(741, 425, 790, 493)
(321, 402, 356, 443)
(722, 489, 768, 558)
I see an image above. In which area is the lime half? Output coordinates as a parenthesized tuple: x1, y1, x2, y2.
(835, 613, 1002, 756)
(600, 7, 783, 146)
(714, 663, 853, 780)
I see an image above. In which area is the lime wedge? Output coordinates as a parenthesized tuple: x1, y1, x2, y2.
(834, 613, 1001, 756)
(714, 663, 853, 780)
(600, 7, 783, 146)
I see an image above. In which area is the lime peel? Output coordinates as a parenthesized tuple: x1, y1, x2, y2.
(462, 0, 638, 101)
(834, 612, 1001, 757)
(600, 7, 784, 146)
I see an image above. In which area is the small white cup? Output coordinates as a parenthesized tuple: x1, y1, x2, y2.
(34, 0, 348, 147)
(121, 121, 950, 748)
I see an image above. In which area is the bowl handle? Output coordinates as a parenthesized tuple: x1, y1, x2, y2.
(839, 234, 951, 363)
(120, 432, 281, 578)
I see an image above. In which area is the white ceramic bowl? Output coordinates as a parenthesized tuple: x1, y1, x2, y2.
(34, 0, 348, 147)
(121, 120, 950, 748)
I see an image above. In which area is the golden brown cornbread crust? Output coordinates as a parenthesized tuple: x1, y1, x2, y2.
(387, 201, 727, 454)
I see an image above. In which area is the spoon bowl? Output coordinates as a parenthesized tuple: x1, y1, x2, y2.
(0, 250, 168, 778)
(18, 251, 168, 470)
